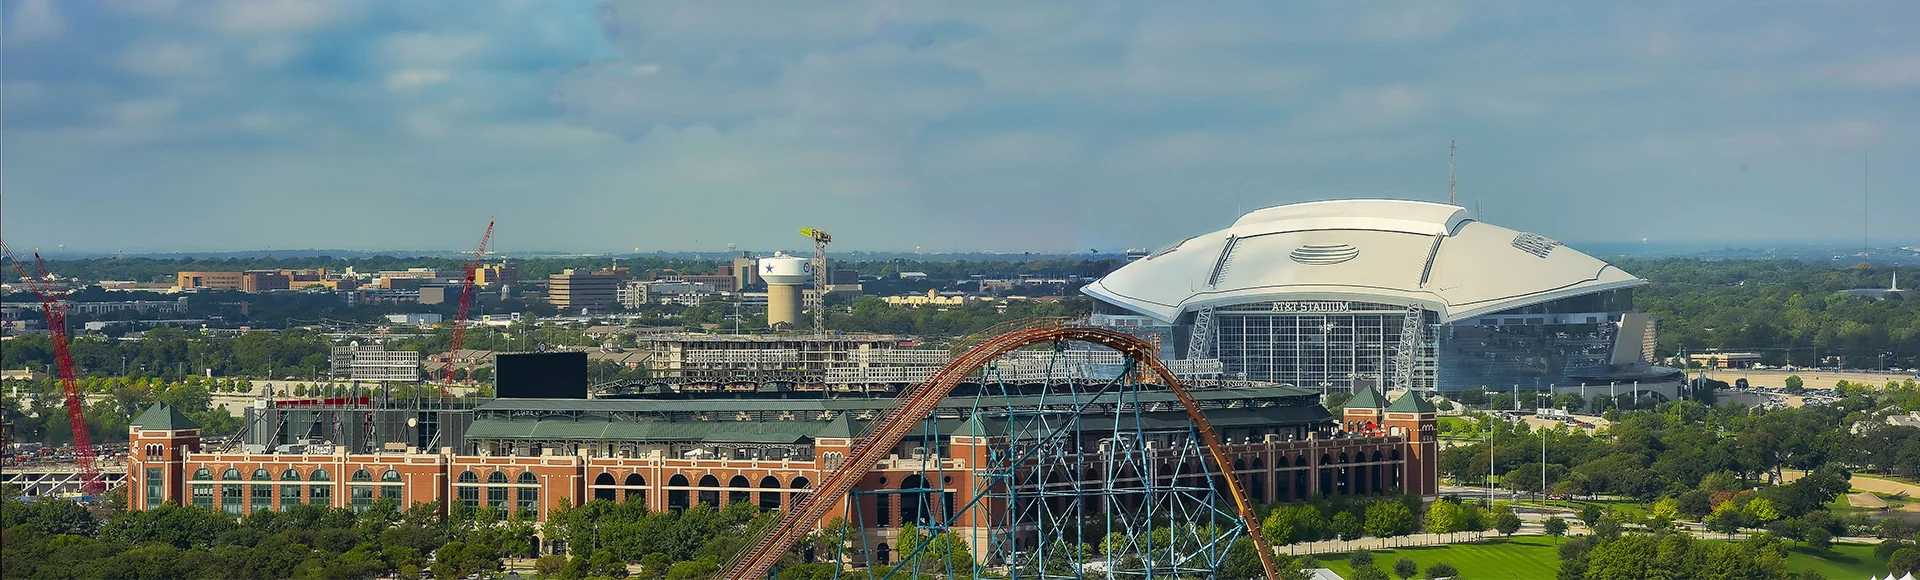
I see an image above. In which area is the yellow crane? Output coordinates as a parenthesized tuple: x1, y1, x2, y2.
(800, 228, 832, 333)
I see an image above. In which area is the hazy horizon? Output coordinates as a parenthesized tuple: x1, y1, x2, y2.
(5, 1, 1916, 254)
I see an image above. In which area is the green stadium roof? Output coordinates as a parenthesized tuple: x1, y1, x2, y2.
(1346, 387, 1386, 409)
(132, 403, 197, 431)
(1386, 391, 1437, 414)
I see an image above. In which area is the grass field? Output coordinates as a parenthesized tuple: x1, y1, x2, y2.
(1319, 536, 1560, 579)
(1315, 538, 1885, 579)
(1781, 543, 1885, 579)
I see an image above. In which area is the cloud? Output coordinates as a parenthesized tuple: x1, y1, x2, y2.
(1356, 2, 1462, 42)
(114, 42, 216, 77)
(1824, 56, 1920, 88)
(5, 0, 67, 45)
(382, 32, 490, 66)
(386, 69, 451, 91)
(215, 0, 355, 35)
(2, 1, 1918, 252)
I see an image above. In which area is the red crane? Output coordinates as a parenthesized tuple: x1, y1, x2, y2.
(442, 219, 494, 388)
(0, 240, 100, 494)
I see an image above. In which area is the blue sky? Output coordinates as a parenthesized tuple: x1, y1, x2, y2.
(4, 1, 1917, 254)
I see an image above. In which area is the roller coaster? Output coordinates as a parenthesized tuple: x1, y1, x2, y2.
(720, 322, 1282, 580)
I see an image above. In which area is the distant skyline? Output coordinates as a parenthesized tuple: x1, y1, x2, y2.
(4, 1, 1917, 253)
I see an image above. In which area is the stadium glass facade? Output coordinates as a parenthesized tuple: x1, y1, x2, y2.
(1097, 290, 1642, 394)
(1435, 288, 1636, 391)
(1211, 301, 1437, 393)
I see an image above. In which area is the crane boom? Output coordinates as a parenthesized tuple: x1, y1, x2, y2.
(0, 240, 100, 494)
(443, 219, 495, 388)
(799, 228, 831, 333)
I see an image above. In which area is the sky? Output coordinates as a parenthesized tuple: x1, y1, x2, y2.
(4, 1, 1918, 254)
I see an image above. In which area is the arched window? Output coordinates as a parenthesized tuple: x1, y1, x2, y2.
(517, 472, 539, 519)
(487, 471, 508, 517)
(593, 472, 616, 502)
(309, 469, 332, 507)
(759, 476, 782, 511)
(458, 471, 480, 510)
(350, 470, 374, 512)
(728, 475, 751, 506)
(899, 474, 927, 525)
(623, 473, 645, 504)
(192, 468, 214, 509)
(667, 475, 690, 512)
(251, 469, 273, 512)
(697, 475, 720, 508)
(280, 469, 303, 508)
(380, 469, 403, 503)
(220, 469, 243, 515)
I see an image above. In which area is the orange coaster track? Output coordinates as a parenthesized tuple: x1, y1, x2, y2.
(719, 325, 1281, 580)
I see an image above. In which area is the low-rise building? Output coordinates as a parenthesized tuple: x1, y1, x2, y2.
(550, 269, 621, 313)
(384, 313, 444, 326)
(883, 289, 991, 307)
(177, 271, 245, 291)
(620, 280, 717, 308)
(330, 343, 423, 382)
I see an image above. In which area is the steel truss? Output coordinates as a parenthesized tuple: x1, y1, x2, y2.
(829, 344, 1245, 580)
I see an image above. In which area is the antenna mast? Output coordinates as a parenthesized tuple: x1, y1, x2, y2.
(1449, 139, 1457, 205)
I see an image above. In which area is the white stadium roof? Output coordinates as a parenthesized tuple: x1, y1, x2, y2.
(1082, 199, 1645, 324)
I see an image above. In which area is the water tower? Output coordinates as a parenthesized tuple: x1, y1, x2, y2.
(759, 252, 811, 329)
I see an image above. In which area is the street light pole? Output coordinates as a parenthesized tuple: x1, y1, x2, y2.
(1487, 424, 1494, 508)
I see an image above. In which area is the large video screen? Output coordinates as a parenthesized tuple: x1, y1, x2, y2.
(494, 352, 588, 399)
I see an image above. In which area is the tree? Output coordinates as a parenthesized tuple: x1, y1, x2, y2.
(1393, 556, 1419, 579)
(1263, 508, 1297, 546)
(1579, 504, 1604, 527)
(1805, 526, 1832, 551)
(1743, 497, 1781, 524)
(1544, 516, 1568, 540)
(1333, 511, 1364, 541)
(1349, 549, 1374, 570)
(1706, 503, 1745, 537)
(1363, 502, 1413, 539)
(1424, 562, 1458, 579)
(1493, 509, 1523, 537)
(1352, 565, 1391, 580)
(1221, 538, 1284, 580)
(1591, 514, 1623, 541)
(1783, 375, 1805, 392)
(1650, 497, 1680, 521)
(1891, 548, 1920, 578)
(1425, 501, 1462, 537)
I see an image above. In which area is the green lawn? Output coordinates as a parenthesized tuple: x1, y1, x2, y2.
(1782, 543, 1886, 579)
(1319, 536, 1560, 579)
(1315, 538, 1883, 579)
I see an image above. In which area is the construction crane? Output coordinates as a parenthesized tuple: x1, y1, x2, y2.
(443, 219, 495, 389)
(799, 227, 831, 333)
(0, 240, 100, 494)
